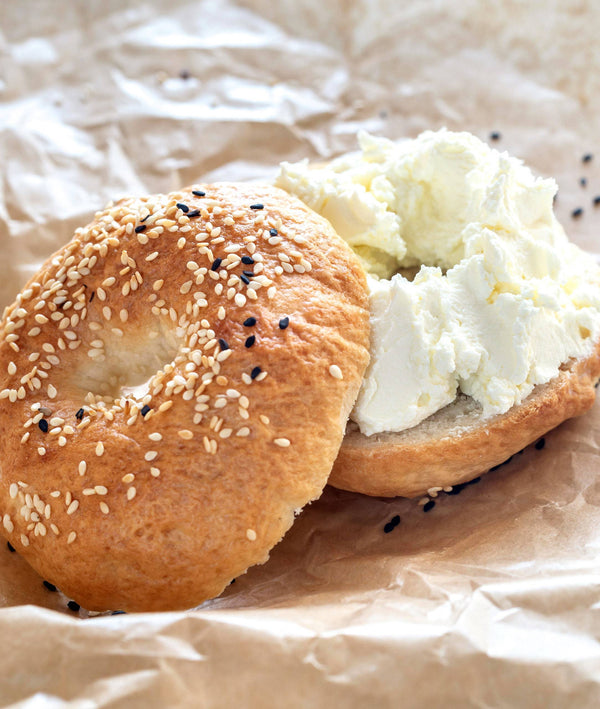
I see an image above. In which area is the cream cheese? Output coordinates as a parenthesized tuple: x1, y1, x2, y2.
(277, 130, 600, 436)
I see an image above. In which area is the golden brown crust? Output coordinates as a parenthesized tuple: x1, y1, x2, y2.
(330, 341, 600, 498)
(0, 183, 370, 611)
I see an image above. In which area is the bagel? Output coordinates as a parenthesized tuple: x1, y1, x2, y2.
(277, 129, 600, 498)
(0, 183, 370, 611)
(330, 343, 600, 497)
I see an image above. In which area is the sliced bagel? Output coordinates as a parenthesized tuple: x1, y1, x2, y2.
(329, 342, 600, 498)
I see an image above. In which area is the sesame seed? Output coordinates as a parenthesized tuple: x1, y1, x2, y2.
(246, 528, 257, 541)
(43, 580, 57, 592)
(95, 441, 104, 456)
(47, 384, 57, 399)
(135, 224, 147, 233)
(218, 338, 229, 351)
(269, 228, 278, 236)
(178, 429, 193, 440)
(67, 600, 80, 612)
(9, 483, 18, 499)
(423, 500, 436, 512)
(127, 487, 137, 501)
(582, 153, 594, 163)
(489, 131, 501, 141)
(145, 451, 158, 461)
(21, 534, 30, 547)
(241, 256, 254, 265)
(274, 438, 290, 448)
(278, 316, 289, 329)
(148, 432, 162, 442)
(243, 317, 256, 327)
(329, 364, 343, 380)
(250, 203, 264, 210)
(572, 207, 584, 219)
(192, 190, 206, 197)
(141, 405, 151, 417)
(75, 408, 85, 420)
(100, 502, 109, 514)
(7, 362, 16, 375)
(122, 473, 135, 484)
(67, 500, 79, 515)
(211, 258, 222, 271)
(244, 335, 255, 348)
(67, 532, 77, 545)
(176, 203, 189, 213)
(250, 366, 261, 380)
(150, 467, 160, 477)
(38, 419, 49, 433)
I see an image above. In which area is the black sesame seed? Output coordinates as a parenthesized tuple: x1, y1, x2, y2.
(179, 69, 190, 80)
(423, 500, 436, 512)
(7, 542, 15, 553)
(192, 190, 206, 197)
(269, 228, 278, 236)
(211, 258, 223, 271)
(111, 610, 127, 615)
(572, 207, 584, 219)
(89, 291, 95, 303)
(593, 196, 600, 206)
(244, 335, 255, 348)
(243, 317, 256, 327)
(251, 366, 262, 380)
(140, 213, 151, 223)
(535, 437, 546, 450)
(489, 131, 502, 141)
(279, 317, 289, 330)
(141, 405, 151, 417)
(582, 153, 594, 163)
(446, 484, 465, 496)
(250, 203, 264, 210)
(580, 177, 588, 188)
(241, 256, 254, 265)
(242, 270, 254, 278)
(43, 580, 57, 592)
(240, 274, 250, 285)
(176, 202, 189, 213)
(75, 408, 84, 421)
(134, 225, 147, 233)
(383, 514, 401, 533)
(67, 601, 80, 612)
(38, 419, 49, 433)
(218, 338, 229, 351)
(187, 209, 200, 218)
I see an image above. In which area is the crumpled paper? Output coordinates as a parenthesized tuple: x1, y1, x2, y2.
(2, 0, 600, 706)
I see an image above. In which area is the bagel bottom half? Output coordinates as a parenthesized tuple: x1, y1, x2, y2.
(329, 341, 600, 498)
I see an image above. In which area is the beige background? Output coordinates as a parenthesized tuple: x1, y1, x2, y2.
(1, 0, 600, 706)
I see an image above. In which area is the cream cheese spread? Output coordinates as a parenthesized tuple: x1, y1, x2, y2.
(277, 130, 600, 436)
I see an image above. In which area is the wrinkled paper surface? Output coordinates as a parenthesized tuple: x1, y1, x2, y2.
(1, 1, 600, 706)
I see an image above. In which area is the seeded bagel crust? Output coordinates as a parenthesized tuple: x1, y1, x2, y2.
(0, 183, 370, 611)
(330, 341, 600, 498)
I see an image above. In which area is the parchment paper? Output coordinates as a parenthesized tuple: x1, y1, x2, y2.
(1, 1, 600, 706)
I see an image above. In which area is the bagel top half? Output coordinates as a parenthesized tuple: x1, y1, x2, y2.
(0, 183, 370, 612)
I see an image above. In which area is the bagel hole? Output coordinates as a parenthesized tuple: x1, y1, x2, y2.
(75, 322, 182, 405)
